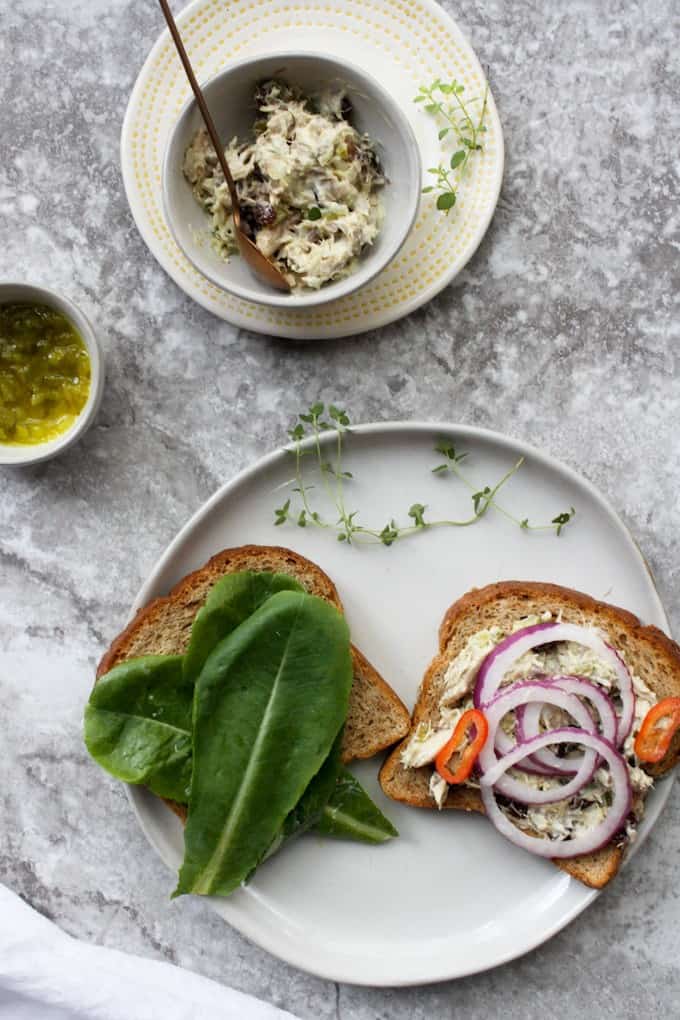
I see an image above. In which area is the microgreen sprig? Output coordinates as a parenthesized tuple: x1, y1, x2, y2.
(415, 78, 489, 212)
(273, 404, 576, 546)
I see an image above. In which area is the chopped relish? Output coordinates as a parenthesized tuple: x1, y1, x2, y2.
(0, 303, 91, 445)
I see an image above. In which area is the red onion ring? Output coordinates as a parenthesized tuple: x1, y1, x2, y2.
(474, 622, 634, 746)
(479, 681, 598, 804)
(493, 695, 583, 777)
(494, 697, 562, 777)
(493, 679, 565, 776)
(520, 675, 618, 773)
(480, 728, 632, 859)
(511, 704, 562, 776)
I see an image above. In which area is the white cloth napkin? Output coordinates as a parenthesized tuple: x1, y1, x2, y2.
(0, 885, 300, 1020)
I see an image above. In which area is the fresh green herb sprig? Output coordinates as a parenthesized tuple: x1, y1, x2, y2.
(431, 441, 576, 535)
(273, 404, 576, 546)
(415, 78, 489, 212)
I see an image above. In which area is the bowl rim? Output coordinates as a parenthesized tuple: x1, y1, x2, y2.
(161, 49, 422, 309)
(0, 282, 105, 467)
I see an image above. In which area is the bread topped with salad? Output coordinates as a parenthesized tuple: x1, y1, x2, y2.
(380, 581, 680, 888)
(85, 546, 409, 898)
(96, 544, 409, 771)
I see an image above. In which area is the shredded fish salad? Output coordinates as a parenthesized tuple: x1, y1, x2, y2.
(401, 613, 657, 845)
(182, 80, 386, 290)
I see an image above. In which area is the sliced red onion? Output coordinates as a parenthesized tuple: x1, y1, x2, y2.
(474, 622, 555, 708)
(521, 675, 618, 774)
(474, 621, 634, 746)
(493, 672, 549, 764)
(495, 693, 572, 776)
(480, 728, 632, 859)
(519, 703, 576, 774)
(514, 702, 532, 743)
(479, 681, 597, 804)
(495, 697, 580, 777)
(512, 704, 561, 776)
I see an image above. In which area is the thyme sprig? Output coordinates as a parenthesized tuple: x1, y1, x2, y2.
(273, 404, 576, 546)
(415, 78, 489, 212)
(431, 441, 576, 535)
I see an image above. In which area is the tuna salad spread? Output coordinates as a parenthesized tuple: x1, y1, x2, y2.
(183, 80, 385, 290)
(401, 613, 658, 848)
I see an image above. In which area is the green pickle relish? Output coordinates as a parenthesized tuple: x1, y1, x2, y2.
(0, 303, 91, 445)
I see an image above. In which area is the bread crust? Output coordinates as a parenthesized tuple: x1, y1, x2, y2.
(96, 544, 409, 764)
(97, 545, 342, 678)
(380, 580, 680, 889)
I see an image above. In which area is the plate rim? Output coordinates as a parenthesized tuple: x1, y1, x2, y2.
(119, 0, 505, 340)
(126, 421, 673, 985)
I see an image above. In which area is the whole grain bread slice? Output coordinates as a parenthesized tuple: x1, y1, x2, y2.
(379, 580, 680, 889)
(97, 545, 409, 765)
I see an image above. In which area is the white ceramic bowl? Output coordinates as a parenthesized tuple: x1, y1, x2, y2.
(0, 283, 104, 466)
(162, 51, 422, 309)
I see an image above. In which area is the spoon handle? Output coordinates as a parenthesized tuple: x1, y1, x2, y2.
(157, 0, 241, 224)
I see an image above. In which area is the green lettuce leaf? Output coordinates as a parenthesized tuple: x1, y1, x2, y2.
(175, 590, 352, 897)
(84, 655, 192, 802)
(317, 770, 399, 844)
(259, 730, 344, 866)
(183, 571, 303, 683)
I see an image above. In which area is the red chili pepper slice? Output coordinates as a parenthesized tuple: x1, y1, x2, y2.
(435, 708, 489, 784)
(634, 697, 680, 764)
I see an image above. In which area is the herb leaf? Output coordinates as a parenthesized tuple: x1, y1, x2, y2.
(408, 503, 427, 527)
(380, 521, 400, 546)
(415, 79, 489, 214)
(437, 192, 456, 211)
(472, 486, 492, 514)
(552, 507, 576, 536)
(274, 498, 290, 525)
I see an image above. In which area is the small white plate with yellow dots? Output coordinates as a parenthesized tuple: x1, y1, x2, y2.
(121, 0, 504, 339)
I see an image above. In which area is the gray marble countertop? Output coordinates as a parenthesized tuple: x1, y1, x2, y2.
(2, 0, 679, 1016)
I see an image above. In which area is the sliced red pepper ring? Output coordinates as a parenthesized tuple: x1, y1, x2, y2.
(435, 708, 489, 784)
(634, 697, 680, 764)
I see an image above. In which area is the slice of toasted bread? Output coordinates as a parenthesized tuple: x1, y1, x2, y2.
(380, 581, 680, 889)
(97, 545, 409, 765)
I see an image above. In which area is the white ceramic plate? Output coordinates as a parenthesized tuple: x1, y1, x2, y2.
(120, 0, 503, 339)
(128, 423, 673, 985)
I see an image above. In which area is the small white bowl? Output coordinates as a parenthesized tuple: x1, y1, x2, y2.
(0, 283, 104, 467)
(162, 51, 422, 309)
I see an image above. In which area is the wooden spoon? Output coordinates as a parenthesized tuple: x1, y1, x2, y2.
(158, 0, 291, 293)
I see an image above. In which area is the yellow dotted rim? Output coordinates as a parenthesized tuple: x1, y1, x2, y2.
(121, 0, 504, 338)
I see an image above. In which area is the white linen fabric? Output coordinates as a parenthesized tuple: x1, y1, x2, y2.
(0, 885, 299, 1020)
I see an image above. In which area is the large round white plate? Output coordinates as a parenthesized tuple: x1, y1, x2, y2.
(120, 0, 503, 340)
(128, 423, 673, 985)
